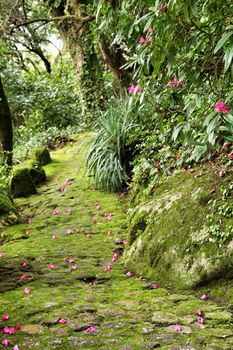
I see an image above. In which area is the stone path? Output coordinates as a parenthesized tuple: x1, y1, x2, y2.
(0, 134, 232, 349)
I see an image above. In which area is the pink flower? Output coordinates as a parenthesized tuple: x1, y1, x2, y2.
(95, 202, 100, 210)
(51, 234, 57, 239)
(64, 180, 69, 186)
(150, 283, 158, 289)
(145, 35, 152, 44)
(0, 252, 5, 257)
(200, 294, 209, 300)
(115, 238, 121, 244)
(76, 229, 81, 234)
(21, 262, 28, 269)
(168, 77, 184, 88)
(58, 319, 67, 324)
(173, 324, 182, 332)
(52, 209, 60, 216)
(197, 317, 205, 324)
(148, 27, 153, 33)
(71, 264, 77, 270)
(85, 326, 97, 333)
(47, 264, 55, 269)
(105, 212, 113, 221)
(112, 253, 119, 262)
(112, 248, 117, 253)
(139, 36, 145, 44)
(15, 324, 21, 330)
(66, 229, 73, 234)
(128, 84, 135, 94)
(2, 327, 15, 335)
(87, 234, 92, 238)
(136, 85, 142, 93)
(66, 258, 75, 263)
(24, 288, 30, 295)
(25, 230, 31, 235)
(195, 309, 202, 316)
(2, 314, 10, 321)
(103, 265, 112, 271)
(67, 208, 73, 214)
(107, 231, 113, 236)
(2, 339, 10, 346)
(92, 217, 97, 223)
(12, 346, 20, 350)
(60, 186, 65, 192)
(126, 271, 134, 277)
(122, 240, 127, 246)
(20, 274, 27, 281)
(227, 153, 233, 160)
(214, 101, 230, 114)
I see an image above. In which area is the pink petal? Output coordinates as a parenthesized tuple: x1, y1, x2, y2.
(115, 238, 121, 244)
(103, 265, 112, 271)
(195, 309, 202, 316)
(197, 317, 205, 324)
(12, 346, 20, 350)
(2, 339, 10, 346)
(85, 326, 97, 333)
(58, 318, 67, 324)
(51, 234, 57, 239)
(15, 324, 21, 330)
(173, 324, 182, 332)
(66, 258, 75, 263)
(150, 283, 158, 289)
(24, 288, 31, 295)
(47, 264, 55, 269)
(200, 294, 209, 300)
(92, 217, 97, 222)
(107, 231, 113, 236)
(71, 264, 77, 270)
(126, 271, 134, 277)
(0, 252, 5, 257)
(2, 314, 10, 321)
(25, 230, 31, 235)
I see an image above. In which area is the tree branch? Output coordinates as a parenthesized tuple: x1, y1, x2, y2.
(10, 15, 96, 34)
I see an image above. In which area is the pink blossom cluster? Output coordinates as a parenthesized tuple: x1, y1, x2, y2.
(167, 77, 184, 88)
(214, 101, 230, 114)
(1, 314, 21, 348)
(139, 35, 152, 45)
(128, 84, 142, 94)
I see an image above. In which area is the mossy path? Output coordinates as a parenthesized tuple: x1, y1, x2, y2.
(0, 134, 232, 350)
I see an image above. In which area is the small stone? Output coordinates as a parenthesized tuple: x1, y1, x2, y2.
(152, 311, 178, 325)
(21, 324, 45, 334)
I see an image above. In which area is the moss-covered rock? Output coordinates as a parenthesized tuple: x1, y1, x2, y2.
(30, 147, 51, 166)
(124, 165, 233, 289)
(0, 191, 17, 214)
(10, 168, 37, 198)
(25, 160, 46, 185)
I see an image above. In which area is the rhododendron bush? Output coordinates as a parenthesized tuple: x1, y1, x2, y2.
(95, 0, 232, 162)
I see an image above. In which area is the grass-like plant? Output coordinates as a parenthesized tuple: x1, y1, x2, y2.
(86, 100, 136, 191)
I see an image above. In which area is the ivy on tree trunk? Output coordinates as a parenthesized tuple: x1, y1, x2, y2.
(0, 75, 13, 167)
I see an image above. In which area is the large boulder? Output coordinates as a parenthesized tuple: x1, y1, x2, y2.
(124, 165, 233, 289)
(30, 146, 51, 166)
(10, 167, 37, 198)
(0, 191, 17, 214)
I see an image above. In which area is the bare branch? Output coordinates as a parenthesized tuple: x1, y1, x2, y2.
(10, 14, 96, 34)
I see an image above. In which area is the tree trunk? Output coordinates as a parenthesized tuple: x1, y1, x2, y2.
(43, 0, 105, 123)
(0, 75, 13, 167)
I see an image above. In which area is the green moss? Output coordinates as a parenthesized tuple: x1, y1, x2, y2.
(125, 165, 233, 289)
(10, 167, 37, 198)
(30, 146, 51, 165)
(0, 134, 232, 349)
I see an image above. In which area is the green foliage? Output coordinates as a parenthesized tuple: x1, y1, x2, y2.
(3, 58, 81, 130)
(86, 98, 137, 191)
(14, 125, 82, 161)
(95, 0, 233, 166)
